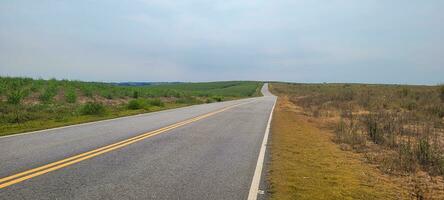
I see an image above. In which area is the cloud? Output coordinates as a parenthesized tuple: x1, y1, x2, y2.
(0, 0, 443, 84)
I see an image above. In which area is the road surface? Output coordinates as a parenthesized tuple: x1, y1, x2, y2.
(0, 84, 276, 200)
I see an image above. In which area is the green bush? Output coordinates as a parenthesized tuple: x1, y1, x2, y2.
(149, 98, 164, 107)
(7, 90, 27, 105)
(80, 102, 105, 115)
(65, 89, 77, 103)
(39, 87, 57, 103)
(133, 91, 139, 98)
(127, 99, 143, 110)
(175, 97, 201, 105)
(82, 87, 93, 98)
(211, 96, 223, 102)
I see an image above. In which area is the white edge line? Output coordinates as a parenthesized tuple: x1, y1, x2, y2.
(247, 96, 277, 200)
(0, 97, 260, 139)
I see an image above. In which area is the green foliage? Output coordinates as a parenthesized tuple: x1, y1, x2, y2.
(7, 90, 27, 105)
(65, 89, 77, 103)
(175, 96, 201, 105)
(81, 87, 94, 97)
(133, 91, 139, 98)
(80, 102, 105, 115)
(127, 99, 143, 110)
(39, 86, 57, 103)
(148, 98, 164, 107)
(0, 76, 262, 136)
(211, 96, 223, 102)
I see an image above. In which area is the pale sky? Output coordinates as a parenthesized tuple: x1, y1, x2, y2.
(1, 0, 443, 84)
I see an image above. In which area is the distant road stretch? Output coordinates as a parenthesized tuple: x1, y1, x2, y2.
(0, 84, 276, 200)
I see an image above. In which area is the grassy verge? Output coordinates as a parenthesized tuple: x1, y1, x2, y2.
(270, 82, 444, 199)
(0, 77, 263, 136)
(0, 102, 186, 136)
(269, 93, 407, 199)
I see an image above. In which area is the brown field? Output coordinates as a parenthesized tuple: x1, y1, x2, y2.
(269, 82, 444, 199)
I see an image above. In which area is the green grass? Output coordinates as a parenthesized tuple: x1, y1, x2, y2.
(0, 76, 263, 136)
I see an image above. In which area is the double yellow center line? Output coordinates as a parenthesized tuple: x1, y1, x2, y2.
(0, 101, 253, 189)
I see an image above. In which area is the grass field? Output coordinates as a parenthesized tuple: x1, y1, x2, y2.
(269, 82, 444, 199)
(269, 96, 404, 200)
(0, 77, 262, 136)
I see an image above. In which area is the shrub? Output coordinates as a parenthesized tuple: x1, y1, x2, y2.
(65, 89, 77, 103)
(105, 93, 114, 99)
(3, 110, 33, 123)
(127, 99, 143, 110)
(417, 137, 432, 165)
(39, 87, 57, 103)
(398, 142, 417, 172)
(364, 114, 384, 145)
(149, 98, 164, 107)
(82, 88, 93, 98)
(175, 97, 201, 105)
(7, 90, 27, 105)
(80, 102, 105, 115)
(212, 96, 223, 102)
(133, 91, 139, 99)
(439, 85, 444, 102)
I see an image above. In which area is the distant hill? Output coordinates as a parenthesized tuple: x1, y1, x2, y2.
(114, 82, 183, 86)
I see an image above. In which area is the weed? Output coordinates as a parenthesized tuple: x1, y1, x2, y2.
(7, 89, 27, 105)
(127, 99, 143, 110)
(39, 86, 57, 103)
(65, 89, 77, 103)
(148, 98, 164, 107)
(80, 102, 105, 115)
(133, 91, 139, 99)
(439, 85, 444, 102)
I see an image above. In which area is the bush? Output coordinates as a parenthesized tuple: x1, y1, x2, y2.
(439, 85, 444, 102)
(39, 87, 57, 103)
(175, 97, 201, 105)
(65, 89, 77, 103)
(417, 137, 432, 166)
(212, 96, 223, 102)
(364, 114, 384, 145)
(127, 99, 143, 110)
(7, 90, 27, 105)
(149, 98, 164, 107)
(82, 88, 93, 98)
(2, 110, 33, 123)
(80, 102, 105, 115)
(133, 91, 139, 99)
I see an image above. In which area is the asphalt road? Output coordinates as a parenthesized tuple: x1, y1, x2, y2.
(0, 84, 276, 200)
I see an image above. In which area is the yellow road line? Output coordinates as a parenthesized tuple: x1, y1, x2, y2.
(0, 101, 253, 189)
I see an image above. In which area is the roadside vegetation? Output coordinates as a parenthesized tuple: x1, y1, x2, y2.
(269, 96, 403, 199)
(0, 76, 262, 136)
(270, 83, 444, 199)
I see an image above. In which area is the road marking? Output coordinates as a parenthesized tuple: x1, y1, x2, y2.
(247, 96, 276, 200)
(0, 100, 257, 189)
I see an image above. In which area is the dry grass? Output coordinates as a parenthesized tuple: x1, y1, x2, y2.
(269, 82, 444, 199)
(269, 96, 406, 200)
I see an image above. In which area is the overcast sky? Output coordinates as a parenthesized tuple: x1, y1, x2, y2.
(1, 1, 443, 84)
